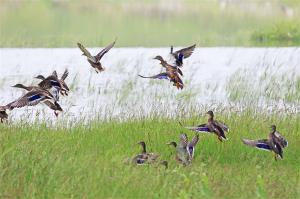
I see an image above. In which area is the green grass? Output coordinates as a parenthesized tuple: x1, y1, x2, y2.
(1, 0, 300, 47)
(1, 112, 299, 198)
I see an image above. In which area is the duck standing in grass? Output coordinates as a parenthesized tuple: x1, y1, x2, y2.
(139, 55, 184, 89)
(170, 44, 196, 67)
(12, 84, 63, 117)
(132, 141, 159, 165)
(0, 106, 8, 123)
(182, 111, 229, 142)
(167, 133, 199, 166)
(77, 40, 116, 73)
(242, 125, 288, 160)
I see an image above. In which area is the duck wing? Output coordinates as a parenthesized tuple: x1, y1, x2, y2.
(215, 120, 229, 132)
(185, 124, 211, 133)
(274, 131, 288, 148)
(138, 73, 169, 80)
(177, 68, 183, 76)
(188, 134, 199, 147)
(38, 76, 63, 90)
(172, 44, 196, 59)
(242, 138, 272, 151)
(43, 101, 62, 111)
(52, 70, 58, 78)
(187, 134, 199, 160)
(6, 91, 47, 109)
(61, 69, 69, 81)
(60, 69, 70, 92)
(77, 43, 96, 62)
(177, 133, 189, 165)
(95, 40, 116, 61)
(179, 133, 188, 148)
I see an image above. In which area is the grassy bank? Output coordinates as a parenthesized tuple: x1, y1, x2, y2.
(0, 112, 299, 198)
(1, 0, 300, 47)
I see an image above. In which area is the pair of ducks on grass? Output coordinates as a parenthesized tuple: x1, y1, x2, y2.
(139, 44, 196, 90)
(185, 111, 288, 160)
(132, 133, 198, 168)
(0, 70, 69, 122)
(131, 111, 288, 166)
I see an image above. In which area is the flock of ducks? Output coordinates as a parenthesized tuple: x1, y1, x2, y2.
(0, 40, 288, 166)
(132, 111, 288, 167)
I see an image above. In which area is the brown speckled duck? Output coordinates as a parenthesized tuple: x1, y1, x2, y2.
(139, 55, 184, 90)
(77, 40, 116, 73)
(132, 141, 159, 165)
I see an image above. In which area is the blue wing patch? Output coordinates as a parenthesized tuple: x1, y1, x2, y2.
(29, 94, 42, 102)
(256, 143, 271, 150)
(196, 127, 210, 132)
(178, 53, 184, 62)
(157, 74, 169, 80)
(188, 146, 193, 155)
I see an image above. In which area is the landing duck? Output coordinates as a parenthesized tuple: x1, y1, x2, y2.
(6, 90, 56, 112)
(242, 125, 288, 160)
(11, 84, 63, 117)
(183, 111, 229, 142)
(139, 55, 183, 89)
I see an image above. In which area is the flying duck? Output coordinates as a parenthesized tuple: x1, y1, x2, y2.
(170, 44, 196, 67)
(139, 55, 183, 89)
(11, 84, 63, 117)
(242, 125, 288, 160)
(6, 90, 55, 110)
(182, 111, 229, 142)
(35, 70, 70, 96)
(77, 40, 116, 73)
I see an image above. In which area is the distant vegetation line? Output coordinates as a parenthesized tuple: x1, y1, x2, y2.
(0, 0, 300, 47)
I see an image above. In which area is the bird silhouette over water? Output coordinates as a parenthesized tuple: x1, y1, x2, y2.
(77, 40, 116, 73)
(139, 55, 184, 89)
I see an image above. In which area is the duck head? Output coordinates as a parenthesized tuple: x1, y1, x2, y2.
(137, 141, 146, 153)
(206, 110, 214, 119)
(12, 84, 26, 89)
(153, 55, 164, 62)
(160, 160, 168, 169)
(270, 125, 276, 132)
(35, 75, 45, 80)
(167, 141, 177, 148)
